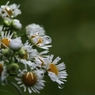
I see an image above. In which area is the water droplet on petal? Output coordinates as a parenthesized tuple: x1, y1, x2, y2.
(43, 36, 52, 44)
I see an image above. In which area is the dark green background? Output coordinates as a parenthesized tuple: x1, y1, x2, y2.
(0, 0, 95, 95)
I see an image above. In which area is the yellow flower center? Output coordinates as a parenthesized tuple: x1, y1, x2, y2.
(0, 63, 3, 75)
(31, 35, 43, 45)
(36, 38, 42, 45)
(1, 38, 10, 48)
(48, 64, 58, 75)
(31, 35, 36, 38)
(5, 7, 12, 17)
(22, 72, 37, 87)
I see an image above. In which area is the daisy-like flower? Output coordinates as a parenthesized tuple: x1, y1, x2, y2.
(18, 40, 37, 60)
(15, 66, 45, 93)
(19, 60, 36, 70)
(0, 1, 21, 19)
(34, 50, 49, 67)
(31, 35, 52, 49)
(18, 41, 49, 68)
(1, 31, 13, 48)
(19, 60, 45, 73)
(0, 61, 8, 83)
(26, 23, 45, 38)
(18, 40, 49, 63)
(26, 23, 52, 49)
(44, 55, 67, 85)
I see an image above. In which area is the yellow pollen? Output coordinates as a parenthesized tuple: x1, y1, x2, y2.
(31, 34, 39, 38)
(48, 64, 58, 75)
(1, 38, 10, 48)
(0, 63, 3, 75)
(31, 35, 36, 38)
(5, 7, 12, 17)
(22, 72, 37, 87)
(36, 38, 42, 45)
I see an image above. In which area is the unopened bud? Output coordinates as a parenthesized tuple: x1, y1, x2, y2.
(18, 48, 26, 57)
(7, 63, 19, 76)
(9, 37, 23, 50)
(13, 31, 18, 38)
(2, 48, 11, 57)
(4, 20, 11, 27)
(12, 19, 22, 30)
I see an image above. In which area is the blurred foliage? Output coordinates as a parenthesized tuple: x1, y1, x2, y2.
(0, 0, 95, 95)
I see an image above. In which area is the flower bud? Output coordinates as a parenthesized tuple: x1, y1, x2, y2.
(18, 48, 26, 57)
(13, 31, 18, 38)
(2, 48, 11, 57)
(7, 62, 19, 76)
(4, 19, 11, 27)
(12, 19, 22, 30)
(9, 37, 23, 50)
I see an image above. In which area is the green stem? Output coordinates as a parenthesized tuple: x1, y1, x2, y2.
(8, 80, 23, 95)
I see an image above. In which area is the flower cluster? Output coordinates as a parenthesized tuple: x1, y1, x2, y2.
(0, 1, 68, 94)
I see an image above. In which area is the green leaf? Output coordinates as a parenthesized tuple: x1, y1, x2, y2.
(0, 90, 15, 95)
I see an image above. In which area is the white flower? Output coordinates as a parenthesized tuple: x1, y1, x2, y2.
(15, 68, 45, 93)
(0, 1, 21, 19)
(18, 40, 49, 62)
(1, 31, 13, 48)
(31, 35, 52, 49)
(0, 61, 8, 83)
(26, 23, 45, 38)
(9, 37, 23, 50)
(22, 40, 37, 59)
(30, 48, 49, 59)
(19, 60, 36, 70)
(18, 40, 38, 60)
(12, 19, 22, 30)
(34, 50, 49, 67)
(44, 55, 68, 85)
(26, 23, 52, 49)
(17, 40, 49, 68)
